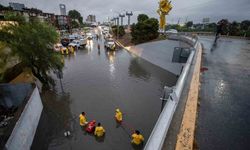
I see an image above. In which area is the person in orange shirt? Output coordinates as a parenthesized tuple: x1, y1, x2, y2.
(131, 130, 144, 145)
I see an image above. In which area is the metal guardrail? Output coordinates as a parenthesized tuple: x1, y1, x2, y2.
(144, 35, 199, 150)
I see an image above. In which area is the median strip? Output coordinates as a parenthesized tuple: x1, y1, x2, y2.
(175, 43, 202, 150)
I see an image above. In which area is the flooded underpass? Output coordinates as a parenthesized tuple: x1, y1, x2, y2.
(31, 36, 179, 150)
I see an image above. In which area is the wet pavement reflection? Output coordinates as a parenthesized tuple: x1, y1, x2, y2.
(196, 36, 250, 150)
(31, 35, 177, 150)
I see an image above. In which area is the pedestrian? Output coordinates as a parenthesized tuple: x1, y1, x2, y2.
(79, 112, 88, 126)
(97, 43, 100, 50)
(94, 122, 105, 137)
(115, 108, 123, 123)
(131, 130, 144, 145)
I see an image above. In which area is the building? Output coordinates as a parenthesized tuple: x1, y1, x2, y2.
(0, 4, 71, 30)
(86, 14, 96, 23)
(59, 4, 66, 16)
(55, 15, 71, 30)
(9, 2, 25, 11)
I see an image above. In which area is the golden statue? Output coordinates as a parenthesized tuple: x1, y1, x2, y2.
(157, 0, 172, 31)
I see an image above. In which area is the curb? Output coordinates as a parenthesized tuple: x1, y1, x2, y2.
(175, 43, 202, 150)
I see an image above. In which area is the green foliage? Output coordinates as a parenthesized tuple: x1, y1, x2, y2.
(68, 10, 83, 25)
(228, 21, 240, 36)
(185, 21, 193, 28)
(131, 15, 159, 44)
(240, 20, 250, 31)
(137, 14, 149, 23)
(71, 20, 80, 28)
(112, 25, 125, 37)
(166, 19, 250, 37)
(3, 12, 26, 25)
(0, 13, 64, 88)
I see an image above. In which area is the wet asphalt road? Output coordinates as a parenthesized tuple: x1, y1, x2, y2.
(31, 34, 179, 150)
(196, 36, 250, 149)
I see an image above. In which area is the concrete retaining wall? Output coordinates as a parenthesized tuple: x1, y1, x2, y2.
(5, 87, 43, 150)
(144, 34, 200, 150)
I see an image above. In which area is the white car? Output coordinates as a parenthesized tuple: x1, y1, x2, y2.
(68, 40, 81, 48)
(165, 29, 178, 34)
(86, 33, 93, 40)
(104, 39, 116, 50)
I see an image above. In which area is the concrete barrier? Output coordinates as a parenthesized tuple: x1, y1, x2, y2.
(5, 86, 43, 150)
(144, 34, 200, 150)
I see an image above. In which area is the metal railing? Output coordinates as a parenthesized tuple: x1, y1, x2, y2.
(144, 34, 200, 150)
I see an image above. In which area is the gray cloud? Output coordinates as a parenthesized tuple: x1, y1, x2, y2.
(1, 0, 249, 24)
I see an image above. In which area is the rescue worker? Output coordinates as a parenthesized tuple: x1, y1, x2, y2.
(131, 130, 144, 145)
(79, 112, 88, 126)
(94, 122, 105, 137)
(115, 108, 123, 123)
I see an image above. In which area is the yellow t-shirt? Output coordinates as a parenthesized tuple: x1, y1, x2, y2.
(94, 126, 105, 137)
(132, 133, 144, 145)
(115, 111, 123, 122)
(79, 114, 87, 126)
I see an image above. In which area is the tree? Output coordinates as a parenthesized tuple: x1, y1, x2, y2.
(131, 14, 159, 44)
(228, 21, 240, 36)
(186, 21, 193, 28)
(112, 25, 125, 37)
(68, 10, 83, 25)
(71, 20, 80, 28)
(137, 14, 149, 23)
(0, 14, 64, 88)
(240, 20, 250, 31)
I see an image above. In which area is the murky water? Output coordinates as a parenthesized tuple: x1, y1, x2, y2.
(31, 36, 177, 150)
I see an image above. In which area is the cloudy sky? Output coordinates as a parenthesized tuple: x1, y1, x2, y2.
(1, 0, 250, 24)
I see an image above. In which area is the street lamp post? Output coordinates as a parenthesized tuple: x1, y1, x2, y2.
(116, 17, 119, 39)
(119, 13, 125, 26)
(126, 11, 133, 29)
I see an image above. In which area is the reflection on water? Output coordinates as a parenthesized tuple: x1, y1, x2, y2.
(32, 34, 178, 150)
(129, 58, 151, 81)
(31, 90, 73, 150)
(86, 40, 94, 51)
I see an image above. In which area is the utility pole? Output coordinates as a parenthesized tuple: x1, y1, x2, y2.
(126, 11, 133, 29)
(116, 17, 119, 39)
(119, 13, 125, 26)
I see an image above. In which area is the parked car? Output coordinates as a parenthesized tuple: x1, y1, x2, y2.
(104, 38, 116, 50)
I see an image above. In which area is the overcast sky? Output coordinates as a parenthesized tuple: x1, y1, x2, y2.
(1, 0, 250, 24)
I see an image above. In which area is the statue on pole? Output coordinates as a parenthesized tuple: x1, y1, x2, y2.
(157, 0, 172, 32)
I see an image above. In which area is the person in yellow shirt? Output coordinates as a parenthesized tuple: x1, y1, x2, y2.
(115, 108, 123, 123)
(131, 130, 144, 145)
(94, 122, 105, 137)
(79, 112, 88, 126)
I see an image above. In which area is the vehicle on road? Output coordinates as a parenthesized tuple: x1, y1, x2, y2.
(104, 38, 116, 50)
(86, 33, 93, 40)
(165, 29, 178, 34)
(68, 40, 81, 48)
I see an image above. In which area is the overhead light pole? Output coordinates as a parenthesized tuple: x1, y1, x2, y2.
(119, 13, 125, 26)
(126, 11, 133, 29)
